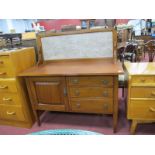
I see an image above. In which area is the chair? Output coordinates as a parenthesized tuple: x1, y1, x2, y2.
(144, 40, 155, 62)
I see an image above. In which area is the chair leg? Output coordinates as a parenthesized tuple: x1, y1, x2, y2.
(122, 86, 124, 97)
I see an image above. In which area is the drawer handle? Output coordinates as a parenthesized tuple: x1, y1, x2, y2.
(0, 72, 6, 75)
(0, 61, 4, 64)
(76, 103, 81, 108)
(3, 97, 12, 101)
(103, 103, 108, 110)
(0, 85, 8, 89)
(151, 92, 155, 96)
(149, 107, 155, 112)
(7, 111, 16, 115)
(63, 88, 67, 96)
(141, 79, 146, 82)
(74, 90, 80, 96)
(72, 79, 79, 84)
(103, 91, 108, 97)
(102, 80, 109, 85)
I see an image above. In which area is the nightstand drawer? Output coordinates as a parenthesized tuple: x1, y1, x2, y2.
(131, 87, 155, 98)
(0, 105, 26, 122)
(69, 87, 113, 98)
(0, 79, 18, 93)
(131, 76, 155, 86)
(0, 93, 21, 105)
(71, 98, 113, 114)
(128, 100, 155, 120)
(68, 76, 113, 87)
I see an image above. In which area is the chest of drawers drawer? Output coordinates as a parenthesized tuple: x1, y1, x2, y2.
(0, 79, 17, 93)
(70, 98, 113, 114)
(131, 87, 155, 98)
(0, 93, 21, 105)
(131, 76, 155, 86)
(68, 76, 113, 87)
(0, 105, 26, 122)
(0, 55, 12, 67)
(69, 87, 113, 98)
(128, 100, 155, 120)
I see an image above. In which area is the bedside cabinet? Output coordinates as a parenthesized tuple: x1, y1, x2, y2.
(124, 62, 155, 134)
(0, 47, 35, 128)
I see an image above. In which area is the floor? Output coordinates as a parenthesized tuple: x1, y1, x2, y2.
(0, 53, 155, 135)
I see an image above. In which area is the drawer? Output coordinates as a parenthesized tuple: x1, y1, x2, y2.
(131, 87, 155, 98)
(128, 100, 155, 120)
(0, 79, 18, 93)
(0, 55, 12, 68)
(0, 67, 15, 78)
(69, 87, 113, 98)
(131, 76, 155, 86)
(0, 93, 21, 105)
(68, 76, 113, 87)
(71, 98, 113, 114)
(0, 105, 26, 122)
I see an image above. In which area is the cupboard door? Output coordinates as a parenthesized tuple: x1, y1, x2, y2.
(26, 77, 67, 111)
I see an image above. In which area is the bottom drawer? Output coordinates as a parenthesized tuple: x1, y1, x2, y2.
(70, 98, 113, 114)
(0, 105, 26, 122)
(128, 100, 155, 120)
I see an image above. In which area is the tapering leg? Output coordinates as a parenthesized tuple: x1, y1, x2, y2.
(33, 110, 41, 126)
(113, 76, 119, 133)
(130, 120, 138, 134)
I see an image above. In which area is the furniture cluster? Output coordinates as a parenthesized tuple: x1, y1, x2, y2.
(0, 47, 35, 128)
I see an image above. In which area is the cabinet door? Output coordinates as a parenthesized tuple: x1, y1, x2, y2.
(26, 77, 68, 111)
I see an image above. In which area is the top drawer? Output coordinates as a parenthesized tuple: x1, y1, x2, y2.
(68, 76, 113, 87)
(131, 76, 155, 86)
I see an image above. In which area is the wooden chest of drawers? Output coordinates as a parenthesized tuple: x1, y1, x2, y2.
(20, 59, 123, 132)
(0, 48, 35, 128)
(124, 62, 155, 134)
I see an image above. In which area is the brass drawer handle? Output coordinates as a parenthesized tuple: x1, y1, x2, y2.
(140, 79, 146, 82)
(72, 79, 79, 84)
(6, 111, 16, 115)
(151, 92, 155, 96)
(0, 72, 6, 75)
(3, 97, 12, 101)
(149, 107, 155, 112)
(102, 80, 109, 85)
(76, 103, 81, 108)
(103, 103, 108, 110)
(0, 85, 8, 89)
(103, 91, 108, 97)
(74, 90, 80, 96)
(0, 61, 4, 64)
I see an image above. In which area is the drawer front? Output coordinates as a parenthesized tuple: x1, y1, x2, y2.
(131, 87, 155, 98)
(128, 100, 155, 120)
(131, 76, 155, 85)
(0, 93, 21, 105)
(71, 99, 113, 114)
(68, 76, 113, 87)
(69, 87, 113, 98)
(0, 55, 11, 68)
(0, 79, 18, 93)
(0, 105, 26, 122)
(0, 67, 14, 78)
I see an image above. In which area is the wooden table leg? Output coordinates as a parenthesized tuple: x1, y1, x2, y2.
(113, 76, 118, 133)
(130, 120, 138, 134)
(33, 110, 41, 126)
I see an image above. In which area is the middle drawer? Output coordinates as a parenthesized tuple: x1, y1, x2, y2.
(131, 87, 155, 98)
(69, 87, 113, 98)
(0, 93, 21, 105)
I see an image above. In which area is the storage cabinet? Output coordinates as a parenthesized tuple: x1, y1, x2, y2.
(124, 62, 155, 134)
(0, 47, 35, 128)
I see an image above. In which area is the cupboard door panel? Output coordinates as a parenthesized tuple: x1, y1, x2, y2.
(35, 81, 62, 104)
